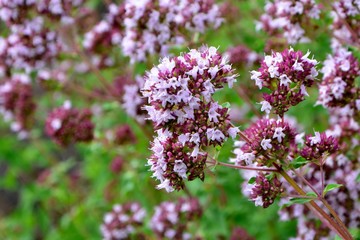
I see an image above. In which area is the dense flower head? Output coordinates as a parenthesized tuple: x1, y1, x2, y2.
(317, 48, 360, 108)
(300, 131, 339, 162)
(36, 0, 84, 24)
(45, 102, 94, 146)
(150, 197, 202, 240)
(0, 74, 36, 138)
(110, 156, 124, 174)
(83, 3, 125, 59)
(0, 0, 36, 25)
(122, 75, 147, 124)
(331, 0, 360, 50)
(256, 0, 321, 44)
(327, 106, 360, 154)
(247, 173, 284, 208)
(100, 202, 146, 240)
(113, 125, 137, 146)
(0, 0, 84, 27)
(142, 46, 238, 191)
(0, 20, 60, 73)
(251, 47, 318, 116)
(225, 45, 261, 69)
(84, 0, 223, 63)
(232, 118, 297, 167)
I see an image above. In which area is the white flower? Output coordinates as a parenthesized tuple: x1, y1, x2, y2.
(309, 131, 321, 145)
(273, 127, 285, 143)
(51, 118, 62, 130)
(156, 179, 174, 192)
(261, 138, 272, 150)
(250, 70, 263, 89)
(189, 133, 200, 145)
(208, 102, 220, 122)
(173, 160, 187, 179)
(178, 133, 190, 146)
(292, 59, 304, 71)
(279, 74, 292, 87)
(260, 100, 272, 115)
(228, 127, 239, 139)
(254, 196, 264, 207)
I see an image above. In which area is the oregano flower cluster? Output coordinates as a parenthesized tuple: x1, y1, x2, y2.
(0, 74, 36, 138)
(231, 118, 297, 167)
(150, 197, 202, 240)
(251, 47, 318, 117)
(142, 46, 238, 192)
(100, 202, 146, 240)
(317, 48, 360, 109)
(45, 102, 94, 146)
(84, 0, 223, 63)
(256, 0, 321, 44)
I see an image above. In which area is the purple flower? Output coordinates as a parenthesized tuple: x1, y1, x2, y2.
(100, 202, 146, 240)
(317, 48, 360, 108)
(256, 0, 320, 44)
(150, 198, 202, 239)
(0, 74, 36, 138)
(247, 173, 284, 208)
(45, 102, 94, 146)
(231, 118, 297, 167)
(300, 131, 339, 162)
(251, 48, 318, 117)
(143, 46, 238, 191)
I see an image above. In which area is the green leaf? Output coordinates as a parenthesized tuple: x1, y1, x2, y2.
(323, 183, 343, 196)
(290, 156, 310, 169)
(306, 192, 317, 198)
(283, 193, 317, 208)
(248, 177, 256, 184)
(221, 102, 231, 108)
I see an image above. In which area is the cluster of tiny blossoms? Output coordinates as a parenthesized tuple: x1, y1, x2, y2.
(142, 46, 238, 192)
(256, 0, 321, 44)
(150, 198, 202, 240)
(100, 202, 146, 240)
(84, 0, 223, 63)
(231, 117, 299, 208)
(251, 47, 318, 117)
(330, 0, 360, 50)
(317, 48, 360, 109)
(225, 44, 261, 69)
(45, 101, 94, 146)
(246, 173, 284, 208)
(0, 0, 84, 26)
(0, 18, 60, 75)
(0, 74, 36, 138)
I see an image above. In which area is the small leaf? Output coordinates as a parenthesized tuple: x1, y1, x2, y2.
(323, 183, 343, 196)
(306, 192, 317, 198)
(283, 193, 316, 208)
(248, 177, 256, 184)
(290, 156, 310, 169)
(356, 173, 360, 182)
(221, 102, 231, 108)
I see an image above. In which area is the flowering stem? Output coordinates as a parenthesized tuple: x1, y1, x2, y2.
(235, 128, 351, 239)
(273, 163, 352, 240)
(320, 164, 325, 193)
(285, 159, 352, 239)
(211, 160, 278, 172)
